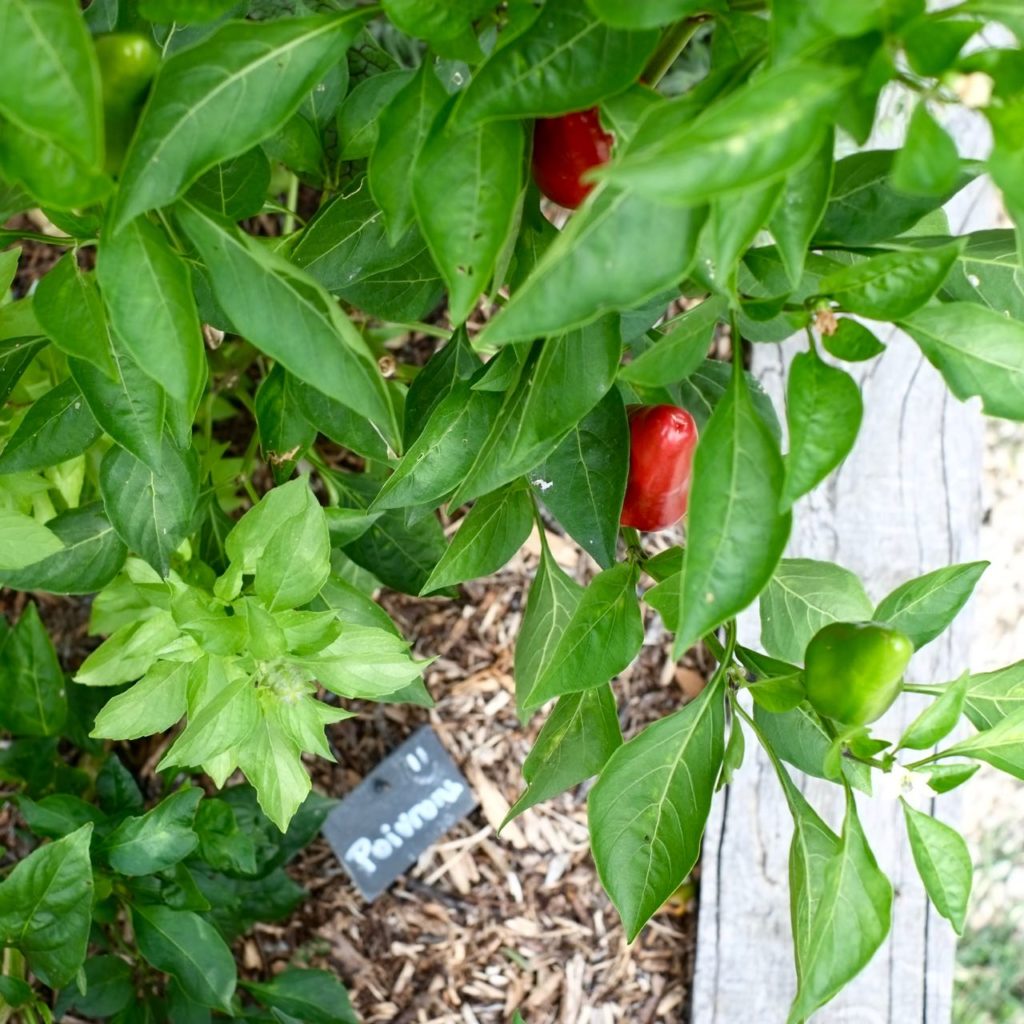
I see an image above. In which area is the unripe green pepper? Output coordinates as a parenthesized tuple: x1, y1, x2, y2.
(94, 32, 161, 174)
(803, 620, 913, 726)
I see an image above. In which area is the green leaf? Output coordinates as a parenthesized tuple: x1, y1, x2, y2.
(760, 558, 873, 665)
(900, 302, 1024, 421)
(940, 229, 1024, 321)
(754, 703, 872, 793)
(372, 379, 503, 510)
(403, 328, 481, 444)
(748, 672, 806, 713)
(620, 296, 726, 387)
(297, 624, 427, 702)
(33, 254, 116, 376)
(103, 787, 202, 875)
(159, 665, 259, 772)
(454, 0, 657, 125)
(19, 795, 102, 841)
(242, 969, 357, 1024)
(177, 201, 397, 443)
(530, 387, 629, 569)
(0, 0, 102, 166)
(898, 673, 968, 751)
(719, 713, 746, 788)
(75, 612, 181, 688)
(602, 64, 853, 205)
(188, 148, 272, 221)
(100, 439, 200, 577)
(514, 539, 584, 718)
(823, 318, 885, 362)
(925, 762, 979, 794)
(0, 126, 109, 210)
(217, 478, 330, 612)
(0, 378, 101, 473)
(96, 754, 144, 817)
(942, 706, 1024, 779)
(675, 362, 791, 657)
(820, 242, 962, 320)
(58, 955, 134, 1019)
(380, 0, 492, 47)
(133, 904, 236, 1012)
(892, 103, 961, 196)
(0, 824, 93, 988)
(874, 561, 987, 649)
(771, 130, 834, 287)
(589, 674, 725, 941)
(815, 149, 975, 246)
(0, 509, 64, 572)
(330, 471, 448, 595)
(0, 602, 67, 737)
(235, 696, 312, 831)
(369, 60, 449, 245)
(337, 69, 414, 160)
(288, 374, 392, 464)
(901, 800, 972, 934)
(412, 109, 524, 324)
(524, 561, 644, 710)
(961, 660, 1024, 730)
(449, 319, 622, 506)
(958, 0, 1024, 41)
(421, 483, 533, 593)
(255, 365, 317, 484)
(704, 180, 785, 295)
(479, 187, 704, 345)
(98, 216, 206, 410)
(113, 13, 369, 228)
(781, 350, 863, 510)
(69, 344, 167, 471)
(507, 685, 622, 822)
(289, 183, 442, 324)
(787, 794, 892, 1024)
(585, 0, 713, 28)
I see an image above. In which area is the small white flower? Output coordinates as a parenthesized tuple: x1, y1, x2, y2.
(953, 72, 994, 109)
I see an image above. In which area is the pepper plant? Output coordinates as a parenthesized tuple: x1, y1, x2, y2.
(1, 0, 1024, 1020)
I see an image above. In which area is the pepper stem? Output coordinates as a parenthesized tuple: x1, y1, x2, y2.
(641, 17, 706, 88)
(621, 525, 645, 563)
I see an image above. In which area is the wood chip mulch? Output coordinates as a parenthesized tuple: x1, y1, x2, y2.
(251, 530, 705, 1024)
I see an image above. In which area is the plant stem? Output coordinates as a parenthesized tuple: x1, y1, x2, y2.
(621, 525, 645, 563)
(283, 173, 300, 236)
(642, 17, 705, 87)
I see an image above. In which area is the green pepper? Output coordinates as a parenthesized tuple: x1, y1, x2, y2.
(94, 32, 161, 174)
(803, 620, 913, 726)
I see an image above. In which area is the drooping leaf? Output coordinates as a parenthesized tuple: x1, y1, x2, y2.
(530, 387, 629, 569)
(901, 800, 972, 934)
(113, 13, 369, 228)
(524, 561, 644, 710)
(781, 350, 863, 511)
(674, 361, 791, 656)
(589, 674, 725, 940)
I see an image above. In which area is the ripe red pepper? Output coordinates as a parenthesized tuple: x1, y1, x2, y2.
(620, 405, 699, 532)
(531, 107, 614, 209)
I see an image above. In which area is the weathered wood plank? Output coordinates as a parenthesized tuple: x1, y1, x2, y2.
(691, 104, 998, 1021)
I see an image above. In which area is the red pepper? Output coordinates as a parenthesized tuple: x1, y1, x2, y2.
(531, 107, 614, 210)
(620, 405, 699, 532)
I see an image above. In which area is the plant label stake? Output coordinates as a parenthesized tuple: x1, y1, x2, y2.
(322, 725, 478, 900)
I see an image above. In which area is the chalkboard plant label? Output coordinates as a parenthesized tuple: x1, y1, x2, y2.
(322, 727, 478, 900)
